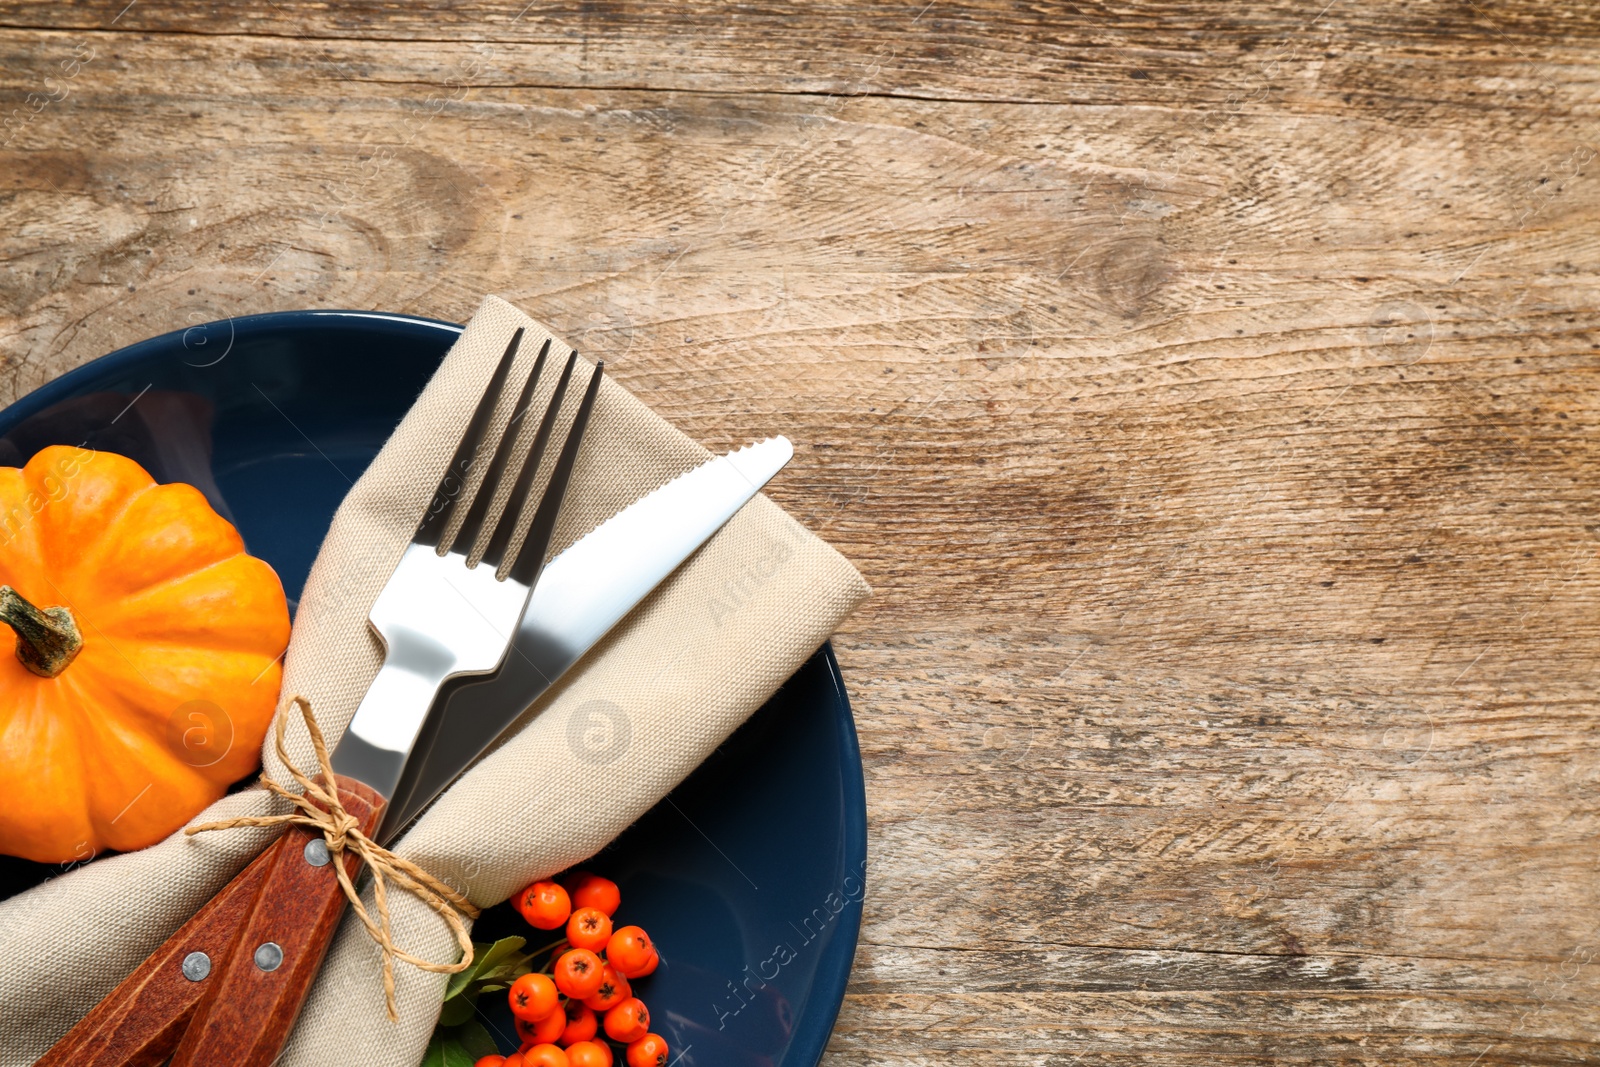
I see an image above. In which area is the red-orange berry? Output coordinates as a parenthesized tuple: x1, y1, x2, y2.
(509, 972, 560, 1022)
(564, 871, 621, 917)
(553, 947, 605, 999)
(625, 1033, 669, 1067)
(516, 1000, 567, 1045)
(521, 1045, 570, 1067)
(606, 927, 654, 977)
(474, 1057, 507, 1067)
(603, 997, 650, 1043)
(566, 906, 613, 952)
(627, 949, 658, 979)
(583, 962, 631, 1011)
(501, 1056, 525, 1067)
(560, 1000, 598, 1045)
(565, 1042, 612, 1067)
(517, 881, 573, 931)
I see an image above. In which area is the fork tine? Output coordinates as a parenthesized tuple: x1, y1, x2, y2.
(414, 328, 524, 548)
(504, 359, 604, 586)
(479, 350, 581, 572)
(447, 338, 552, 557)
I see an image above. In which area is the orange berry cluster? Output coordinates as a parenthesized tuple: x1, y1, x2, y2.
(477, 871, 666, 1067)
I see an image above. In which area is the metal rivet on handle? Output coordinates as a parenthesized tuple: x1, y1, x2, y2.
(254, 942, 284, 972)
(181, 951, 211, 982)
(304, 838, 330, 867)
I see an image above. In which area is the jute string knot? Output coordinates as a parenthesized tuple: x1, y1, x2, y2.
(187, 695, 480, 1021)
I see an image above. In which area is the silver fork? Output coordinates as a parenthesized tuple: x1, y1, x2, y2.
(330, 328, 603, 799)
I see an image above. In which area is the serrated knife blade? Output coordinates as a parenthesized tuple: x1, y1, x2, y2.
(377, 435, 795, 840)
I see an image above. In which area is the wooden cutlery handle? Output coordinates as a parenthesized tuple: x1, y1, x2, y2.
(37, 835, 282, 1067)
(168, 775, 387, 1067)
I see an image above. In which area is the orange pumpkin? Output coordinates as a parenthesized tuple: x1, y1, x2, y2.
(0, 445, 290, 863)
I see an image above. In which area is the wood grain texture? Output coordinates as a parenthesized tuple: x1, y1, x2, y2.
(168, 777, 384, 1067)
(35, 838, 280, 1067)
(1, 2, 1597, 1063)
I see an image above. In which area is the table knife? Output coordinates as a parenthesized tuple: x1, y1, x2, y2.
(381, 434, 796, 840)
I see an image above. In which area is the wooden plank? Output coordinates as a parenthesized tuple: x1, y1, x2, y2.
(1, 5, 1597, 1062)
(0, 1, 1597, 106)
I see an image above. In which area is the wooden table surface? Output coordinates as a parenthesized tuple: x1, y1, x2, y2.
(4, 2, 1598, 1062)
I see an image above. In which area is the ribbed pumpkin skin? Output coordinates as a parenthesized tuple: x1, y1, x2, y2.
(0, 446, 290, 863)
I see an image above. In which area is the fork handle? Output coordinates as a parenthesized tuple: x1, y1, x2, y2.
(330, 647, 463, 799)
(36, 837, 282, 1067)
(167, 774, 386, 1067)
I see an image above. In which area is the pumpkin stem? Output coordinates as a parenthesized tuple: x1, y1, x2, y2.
(0, 585, 83, 678)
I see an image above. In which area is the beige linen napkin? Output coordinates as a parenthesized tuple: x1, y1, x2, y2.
(0, 294, 869, 1066)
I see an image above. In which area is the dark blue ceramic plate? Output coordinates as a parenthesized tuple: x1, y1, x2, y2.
(0, 311, 865, 1067)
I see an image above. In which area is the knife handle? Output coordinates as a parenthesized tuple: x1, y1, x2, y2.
(36, 834, 282, 1067)
(168, 775, 386, 1067)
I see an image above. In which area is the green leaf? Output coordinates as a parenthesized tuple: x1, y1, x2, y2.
(478, 962, 526, 987)
(441, 1042, 478, 1067)
(437, 995, 476, 1028)
(455, 1018, 501, 1059)
(420, 1035, 447, 1067)
(443, 943, 490, 1002)
(487, 958, 531, 988)
(445, 936, 527, 1001)
(475, 936, 528, 975)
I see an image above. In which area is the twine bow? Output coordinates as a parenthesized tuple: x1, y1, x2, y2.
(187, 695, 480, 1021)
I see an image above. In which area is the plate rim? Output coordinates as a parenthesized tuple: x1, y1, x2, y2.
(804, 641, 868, 1064)
(3, 309, 464, 428)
